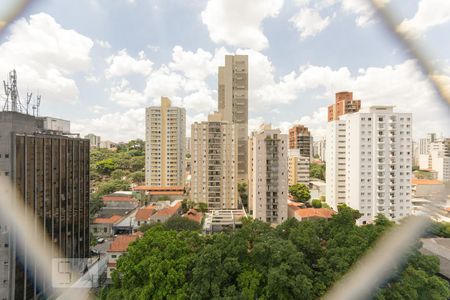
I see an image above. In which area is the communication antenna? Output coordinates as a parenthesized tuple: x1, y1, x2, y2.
(2, 69, 25, 113)
(33, 94, 41, 116)
(26, 92, 32, 115)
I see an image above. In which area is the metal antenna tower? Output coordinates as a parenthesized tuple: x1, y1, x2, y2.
(33, 95, 41, 116)
(26, 92, 32, 115)
(2, 69, 24, 113)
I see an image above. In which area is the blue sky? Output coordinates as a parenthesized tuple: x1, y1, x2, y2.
(0, 0, 449, 141)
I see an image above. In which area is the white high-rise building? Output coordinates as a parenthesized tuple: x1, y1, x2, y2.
(327, 106, 412, 223)
(313, 138, 326, 161)
(85, 133, 101, 148)
(419, 139, 450, 182)
(145, 97, 186, 187)
(249, 124, 288, 224)
(326, 120, 347, 209)
(190, 112, 238, 209)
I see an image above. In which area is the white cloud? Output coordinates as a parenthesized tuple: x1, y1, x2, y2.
(109, 79, 147, 107)
(95, 39, 111, 48)
(201, 0, 283, 50)
(105, 49, 153, 78)
(88, 105, 106, 114)
(290, 8, 332, 39)
(85, 74, 100, 83)
(169, 46, 216, 80)
(72, 108, 145, 142)
(143, 65, 185, 100)
(397, 0, 450, 39)
(0, 13, 93, 104)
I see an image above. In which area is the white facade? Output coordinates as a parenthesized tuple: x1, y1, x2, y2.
(326, 120, 347, 209)
(418, 139, 450, 182)
(327, 106, 412, 223)
(145, 97, 186, 187)
(39, 116, 71, 133)
(249, 125, 288, 224)
(190, 112, 238, 209)
(313, 138, 326, 161)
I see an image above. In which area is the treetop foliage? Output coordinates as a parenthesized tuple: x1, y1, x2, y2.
(100, 205, 449, 299)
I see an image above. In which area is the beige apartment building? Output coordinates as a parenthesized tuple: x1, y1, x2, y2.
(190, 112, 238, 209)
(218, 55, 248, 182)
(145, 97, 186, 187)
(288, 149, 310, 186)
(249, 124, 288, 224)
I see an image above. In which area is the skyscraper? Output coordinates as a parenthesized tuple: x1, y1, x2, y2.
(327, 91, 361, 122)
(218, 55, 248, 182)
(249, 124, 288, 224)
(190, 112, 238, 209)
(0, 111, 90, 299)
(327, 106, 412, 224)
(145, 97, 186, 187)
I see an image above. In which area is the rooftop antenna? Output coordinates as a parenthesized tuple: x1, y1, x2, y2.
(2, 69, 24, 113)
(26, 92, 32, 115)
(33, 94, 41, 117)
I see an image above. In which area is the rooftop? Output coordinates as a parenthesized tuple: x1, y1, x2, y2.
(93, 215, 122, 224)
(135, 206, 156, 221)
(184, 209, 203, 224)
(411, 179, 443, 185)
(154, 201, 181, 217)
(295, 208, 335, 219)
(108, 235, 139, 252)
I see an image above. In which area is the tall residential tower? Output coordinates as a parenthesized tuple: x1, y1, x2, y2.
(145, 97, 186, 187)
(249, 125, 288, 224)
(218, 55, 248, 182)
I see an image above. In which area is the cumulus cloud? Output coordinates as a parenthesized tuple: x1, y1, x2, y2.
(109, 79, 147, 107)
(290, 8, 332, 39)
(72, 108, 145, 142)
(201, 0, 283, 50)
(0, 13, 93, 104)
(105, 49, 153, 78)
(397, 0, 450, 39)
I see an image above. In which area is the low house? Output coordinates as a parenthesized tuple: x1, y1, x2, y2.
(150, 201, 182, 223)
(288, 202, 305, 218)
(184, 208, 203, 224)
(102, 191, 139, 209)
(309, 180, 326, 200)
(106, 234, 141, 279)
(134, 206, 157, 227)
(411, 179, 446, 198)
(91, 215, 122, 237)
(203, 209, 247, 233)
(294, 208, 335, 221)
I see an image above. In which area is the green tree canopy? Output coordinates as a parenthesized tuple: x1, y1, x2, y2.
(289, 183, 311, 203)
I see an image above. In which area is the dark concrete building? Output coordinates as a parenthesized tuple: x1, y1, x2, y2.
(0, 111, 89, 299)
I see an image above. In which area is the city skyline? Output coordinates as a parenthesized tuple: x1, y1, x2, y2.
(0, 0, 449, 142)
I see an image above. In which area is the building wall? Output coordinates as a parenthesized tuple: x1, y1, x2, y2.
(344, 107, 412, 224)
(288, 149, 309, 186)
(6, 131, 89, 299)
(218, 55, 248, 183)
(250, 126, 288, 224)
(326, 120, 347, 210)
(327, 91, 361, 122)
(145, 97, 186, 187)
(190, 114, 238, 209)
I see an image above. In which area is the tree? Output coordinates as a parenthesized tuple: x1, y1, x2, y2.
(95, 158, 118, 175)
(111, 169, 128, 180)
(310, 163, 326, 181)
(197, 202, 208, 213)
(130, 156, 145, 172)
(289, 183, 311, 203)
(164, 216, 202, 231)
(238, 182, 249, 209)
(128, 171, 145, 184)
(95, 179, 130, 197)
(311, 199, 322, 208)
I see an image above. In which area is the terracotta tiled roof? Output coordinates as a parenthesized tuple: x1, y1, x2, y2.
(133, 186, 184, 192)
(102, 195, 135, 202)
(288, 202, 305, 208)
(154, 202, 181, 217)
(135, 206, 156, 221)
(93, 215, 122, 224)
(411, 179, 443, 185)
(107, 262, 117, 268)
(184, 209, 203, 223)
(108, 235, 139, 252)
(295, 208, 335, 219)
